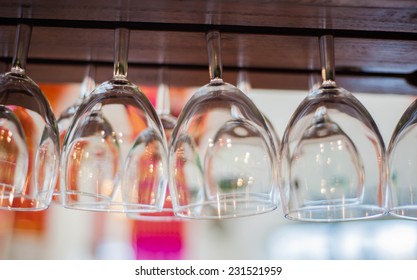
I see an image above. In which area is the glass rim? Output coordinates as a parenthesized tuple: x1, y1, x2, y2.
(63, 191, 165, 213)
(285, 204, 388, 222)
(172, 198, 278, 220)
(0, 194, 51, 211)
(64, 201, 163, 213)
(126, 209, 181, 222)
(389, 206, 417, 220)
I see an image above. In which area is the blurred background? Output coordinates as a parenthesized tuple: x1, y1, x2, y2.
(0, 82, 415, 260)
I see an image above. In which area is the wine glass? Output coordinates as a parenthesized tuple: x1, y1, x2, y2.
(280, 35, 387, 222)
(61, 28, 168, 212)
(169, 30, 278, 219)
(127, 67, 179, 220)
(52, 64, 96, 202)
(0, 24, 60, 211)
(387, 99, 417, 220)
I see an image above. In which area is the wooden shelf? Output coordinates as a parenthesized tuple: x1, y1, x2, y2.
(1, 0, 417, 94)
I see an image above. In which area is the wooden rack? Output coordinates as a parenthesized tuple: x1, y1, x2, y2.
(1, 0, 417, 95)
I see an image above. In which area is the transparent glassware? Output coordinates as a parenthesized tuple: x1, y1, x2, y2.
(237, 70, 281, 162)
(61, 28, 168, 212)
(280, 35, 387, 222)
(0, 24, 60, 211)
(52, 64, 96, 202)
(237, 70, 282, 205)
(169, 30, 278, 219)
(388, 99, 417, 220)
(127, 68, 179, 220)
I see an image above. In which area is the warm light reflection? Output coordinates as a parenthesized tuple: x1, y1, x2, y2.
(100, 179, 114, 197)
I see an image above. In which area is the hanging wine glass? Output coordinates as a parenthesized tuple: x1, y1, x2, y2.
(0, 24, 59, 211)
(52, 63, 96, 202)
(61, 28, 168, 212)
(127, 67, 179, 221)
(169, 30, 278, 219)
(280, 35, 387, 222)
(387, 99, 417, 220)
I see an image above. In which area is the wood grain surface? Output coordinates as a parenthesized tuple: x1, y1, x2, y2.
(0, 0, 416, 94)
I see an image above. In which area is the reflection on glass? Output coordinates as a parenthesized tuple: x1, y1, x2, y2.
(61, 28, 168, 212)
(388, 99, 417, 219)
(0, 24, 59, 211)
(169, 30, 278, 219)
(280, 35, 386, 222)
(53, 64, 96, 202)
(0, 106, 28, 198)
(290, 106, 364, 206)
(127, 68, 178, 220)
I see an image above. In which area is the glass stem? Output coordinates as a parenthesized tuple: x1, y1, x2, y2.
(319, 35, 336, 87)
(206, 30, 223, 82)
(237, 70, 251, 94)
(11, 24, 32, 75)
(80, 63, 96, 100)
(113, 27, 130, 80)
(156, 67, 171, 115)
(308, 72, 322, 93)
